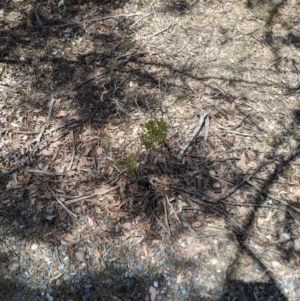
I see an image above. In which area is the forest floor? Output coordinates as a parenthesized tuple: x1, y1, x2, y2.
(1, 0, 300, 300)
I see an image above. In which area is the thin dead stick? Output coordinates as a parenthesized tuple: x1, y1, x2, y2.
(129, 12, 153, 29)
(0, 166, 20, 176)
(162, 198, 171, 235)
(0, 84, 18, 93)
(28, 97, 55, 146)
(33, 123, 48, 144)
(177, 112, 208, 160)
(94, 185, 119, 195)
(176, 160, 275, 203)
(246, 180, 300, 213)
(208, 49, 221, 62)
(267, 54, 288, 69)
(180, 192, 224, 214)
(29, 130, 69, 158)
(189, 147, 248, 163)
(172, 37, 192, 56)
(48, 120, 80, 134)
(27, 169, 63, 176)
(218, 126, 253, 137)
(67, 130, 75, 171)
(64, 185, 119, 206)
(166, 196, 181, 225)
(135, 23, 173, 41)
(76, 12, 146, 22)
(175, 185, 218, 202)
(151, 207, 170, 234)
(252, 66, 282, 87)
(226, 159, 300, 213)
(196, 233, 220, 238)
(220, 201, 279, 209)
(40, 13, 147, 28)
(65, 194, 96, 206)
(204, 112, 209, 141)
(72, 72, 105, 91)
(286, 209, 300, 226)
(57, 194, 81, 200)
(215, 160, 276, 201)
(47, 184, 77, 218)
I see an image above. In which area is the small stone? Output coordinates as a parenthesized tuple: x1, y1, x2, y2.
(182, 288, 187, 295)
(58, 263, 64, 270)
(153, 281, 158, 288)
(46, 293, 54, 301)
(31, 243, 38, 251)
(63, 274, 70, 281)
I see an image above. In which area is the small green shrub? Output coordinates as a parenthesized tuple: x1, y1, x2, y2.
(141, 119, 168, 151)
(148, 98, 158, 111)
(117, 154, 138, 175)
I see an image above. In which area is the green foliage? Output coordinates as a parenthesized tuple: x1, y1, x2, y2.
(141, 119, 168, 151)
(148, 98, 158, 111)
(137, 0, 147, 8)
(117, 154, 138, 175)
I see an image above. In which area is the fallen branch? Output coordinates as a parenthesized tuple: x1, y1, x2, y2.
(177, 112, 209, 160)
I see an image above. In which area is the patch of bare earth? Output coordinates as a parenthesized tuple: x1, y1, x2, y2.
(1, 0, 300, 300)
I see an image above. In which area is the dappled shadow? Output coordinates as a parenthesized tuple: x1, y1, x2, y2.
(220, 280, 287, 301)
(1, 0, 300, 300)
(0, 250, 289, 300)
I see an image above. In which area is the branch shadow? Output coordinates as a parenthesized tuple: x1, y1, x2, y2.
(1, 0, 300, 300)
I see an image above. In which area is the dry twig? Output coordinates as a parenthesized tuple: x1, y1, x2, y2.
(27, 169, 63, 176)
(134, 23, 173, 41)
(40, 12, 148, 28)
(28, 97, 55, 146)
(67, 130, 76, 171)
(226, 159, 300, 213)
(47, 184, 77, 218)
(246, 179, 300, 213)
(177, 112, 209, 160)
(162, 198, 171, 235)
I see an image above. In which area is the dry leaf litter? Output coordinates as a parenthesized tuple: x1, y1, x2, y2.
(1, 0, 300, 300)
